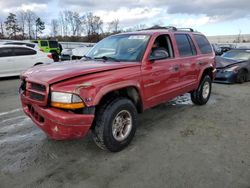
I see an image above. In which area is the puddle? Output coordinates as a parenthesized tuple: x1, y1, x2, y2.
(168, 94, 193, 106)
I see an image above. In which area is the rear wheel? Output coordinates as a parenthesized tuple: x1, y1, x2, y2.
(92, 97, 138, 152)
(236, 69, 248, 83)
(191, 75, 212, 105)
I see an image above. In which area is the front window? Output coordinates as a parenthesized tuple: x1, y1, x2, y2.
(222, 50, 250, 61)
(86, 34, 150, 62)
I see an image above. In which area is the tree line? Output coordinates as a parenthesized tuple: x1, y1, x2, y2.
(0, 10, 140, 42)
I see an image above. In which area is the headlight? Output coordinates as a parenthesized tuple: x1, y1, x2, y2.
(51, 92, 85, 109)
(223, 66, 239, 73)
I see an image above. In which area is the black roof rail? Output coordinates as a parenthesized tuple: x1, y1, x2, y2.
(141, 26, 194, 32)
(177, 28, 194, 32)
(142, 26, 177, 31)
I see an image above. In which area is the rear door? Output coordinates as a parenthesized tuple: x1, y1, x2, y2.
(174, 34, 198, 92)
(12, 47, 37, 74)
(0, 47, 15, 77)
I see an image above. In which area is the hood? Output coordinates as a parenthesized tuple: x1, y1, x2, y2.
(22, 60, 140, 84)
(215, 56, 244, 68)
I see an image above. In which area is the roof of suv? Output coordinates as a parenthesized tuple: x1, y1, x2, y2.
(116, 27, 201, 36)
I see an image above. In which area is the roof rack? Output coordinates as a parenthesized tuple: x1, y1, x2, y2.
(177, 28, 194, 32)
(142, 26, 194, 32)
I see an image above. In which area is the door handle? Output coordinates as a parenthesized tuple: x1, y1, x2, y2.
(169, 65, 179, 72)
(196, 61, 203, 66)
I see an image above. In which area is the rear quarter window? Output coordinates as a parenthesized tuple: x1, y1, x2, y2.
(13, 48, 37, 56)
(49, 41, 59, 48)
(194, 34, 212, 54)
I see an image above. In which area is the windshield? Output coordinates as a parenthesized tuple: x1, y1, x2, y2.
(86, 34, 150, 62)
(222, 50, 250, 61)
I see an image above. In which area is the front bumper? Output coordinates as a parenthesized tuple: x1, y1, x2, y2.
(214, 70, 237, 83)
(21, 94, 94, 140)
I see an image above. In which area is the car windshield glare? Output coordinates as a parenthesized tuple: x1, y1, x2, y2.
(222, 50, 250, 61)
(86, 34, 150, 62)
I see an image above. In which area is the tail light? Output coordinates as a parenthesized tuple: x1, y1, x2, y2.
(47, 53, 53, 59)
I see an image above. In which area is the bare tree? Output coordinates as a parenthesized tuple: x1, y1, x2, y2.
(26, 11, 37, 39)
(64, 10, 82, 36)
(59, 11, 68, 36)
(17, 11, 27, 39)
(51, 19, 59, 37)
(85, 12, 103, 36)
(108, 19, 119, 33)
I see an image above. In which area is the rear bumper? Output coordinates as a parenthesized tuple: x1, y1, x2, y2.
(21, 94, 94, 140)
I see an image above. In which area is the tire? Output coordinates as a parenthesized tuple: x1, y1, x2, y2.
(191, 75, 212, 105)
(51, 51, 59, 62)
(236, 69, 247, 83)
(92, 97, 138, 152)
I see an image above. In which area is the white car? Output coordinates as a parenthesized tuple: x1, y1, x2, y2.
(0, 40, 40, 49)
(0, 45, 54, 78)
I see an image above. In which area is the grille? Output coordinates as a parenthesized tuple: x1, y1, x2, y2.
(30, 92, 45, 101)
(26, 81, 47, 105)
(30, 83, 46, 92)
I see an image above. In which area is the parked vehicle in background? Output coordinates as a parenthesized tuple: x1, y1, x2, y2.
(60, 48, 73, 61)
(31, 40, 61, 61)
(72, 46, 93, 60)
(0, 45, 54, 78)
(215, 49, 250, 83)
(211, 43, 223, 55)
(218, 44, 236, 54)
(1, 41, 39, 49)
(20, 27, 216, 152)
(60, 46, 93, 61)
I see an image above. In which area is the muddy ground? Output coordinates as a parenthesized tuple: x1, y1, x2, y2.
(0, 77, 249, 188)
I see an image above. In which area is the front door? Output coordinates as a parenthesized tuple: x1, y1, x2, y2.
(142, 34, 181, 108)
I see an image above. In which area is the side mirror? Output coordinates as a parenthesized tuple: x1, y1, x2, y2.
(149, 49, 169, 62)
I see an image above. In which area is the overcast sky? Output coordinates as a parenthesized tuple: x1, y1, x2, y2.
(0, 0, 250, 36)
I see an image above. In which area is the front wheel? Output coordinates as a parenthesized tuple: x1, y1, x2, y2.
(92, 97, 138, 152)
(236, 69, 248, 83)
(191, 75, 212, 105)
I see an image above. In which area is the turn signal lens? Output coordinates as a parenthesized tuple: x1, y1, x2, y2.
(51, 102, 85, 109)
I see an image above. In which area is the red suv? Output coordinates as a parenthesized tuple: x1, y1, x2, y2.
(20, 27, 216, 152)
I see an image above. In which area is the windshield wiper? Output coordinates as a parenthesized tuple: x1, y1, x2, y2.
(94, 56, 120, 62)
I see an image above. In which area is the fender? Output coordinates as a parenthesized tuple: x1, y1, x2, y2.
(197, 63, 216, 88)
(92, 80, 144, 107)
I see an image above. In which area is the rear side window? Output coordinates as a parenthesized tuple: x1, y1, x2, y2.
(175, 34, 196, 57)
(40, 41, 48, 47)
(194, 34, 212, 54)
(0, 48, 13, 57)
(13, 48, 37, 56)
(49, 41, 58, 48)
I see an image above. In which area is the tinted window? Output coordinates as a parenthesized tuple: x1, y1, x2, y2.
(175, 34, 196, 57)
(194, 34, 212, 54)
(40, 41, 48, 47)
(187, 35, 197, 55)
(0, 48, 13, 57)
(49, 41, 58, 48)
(13, 48, 36, 56)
